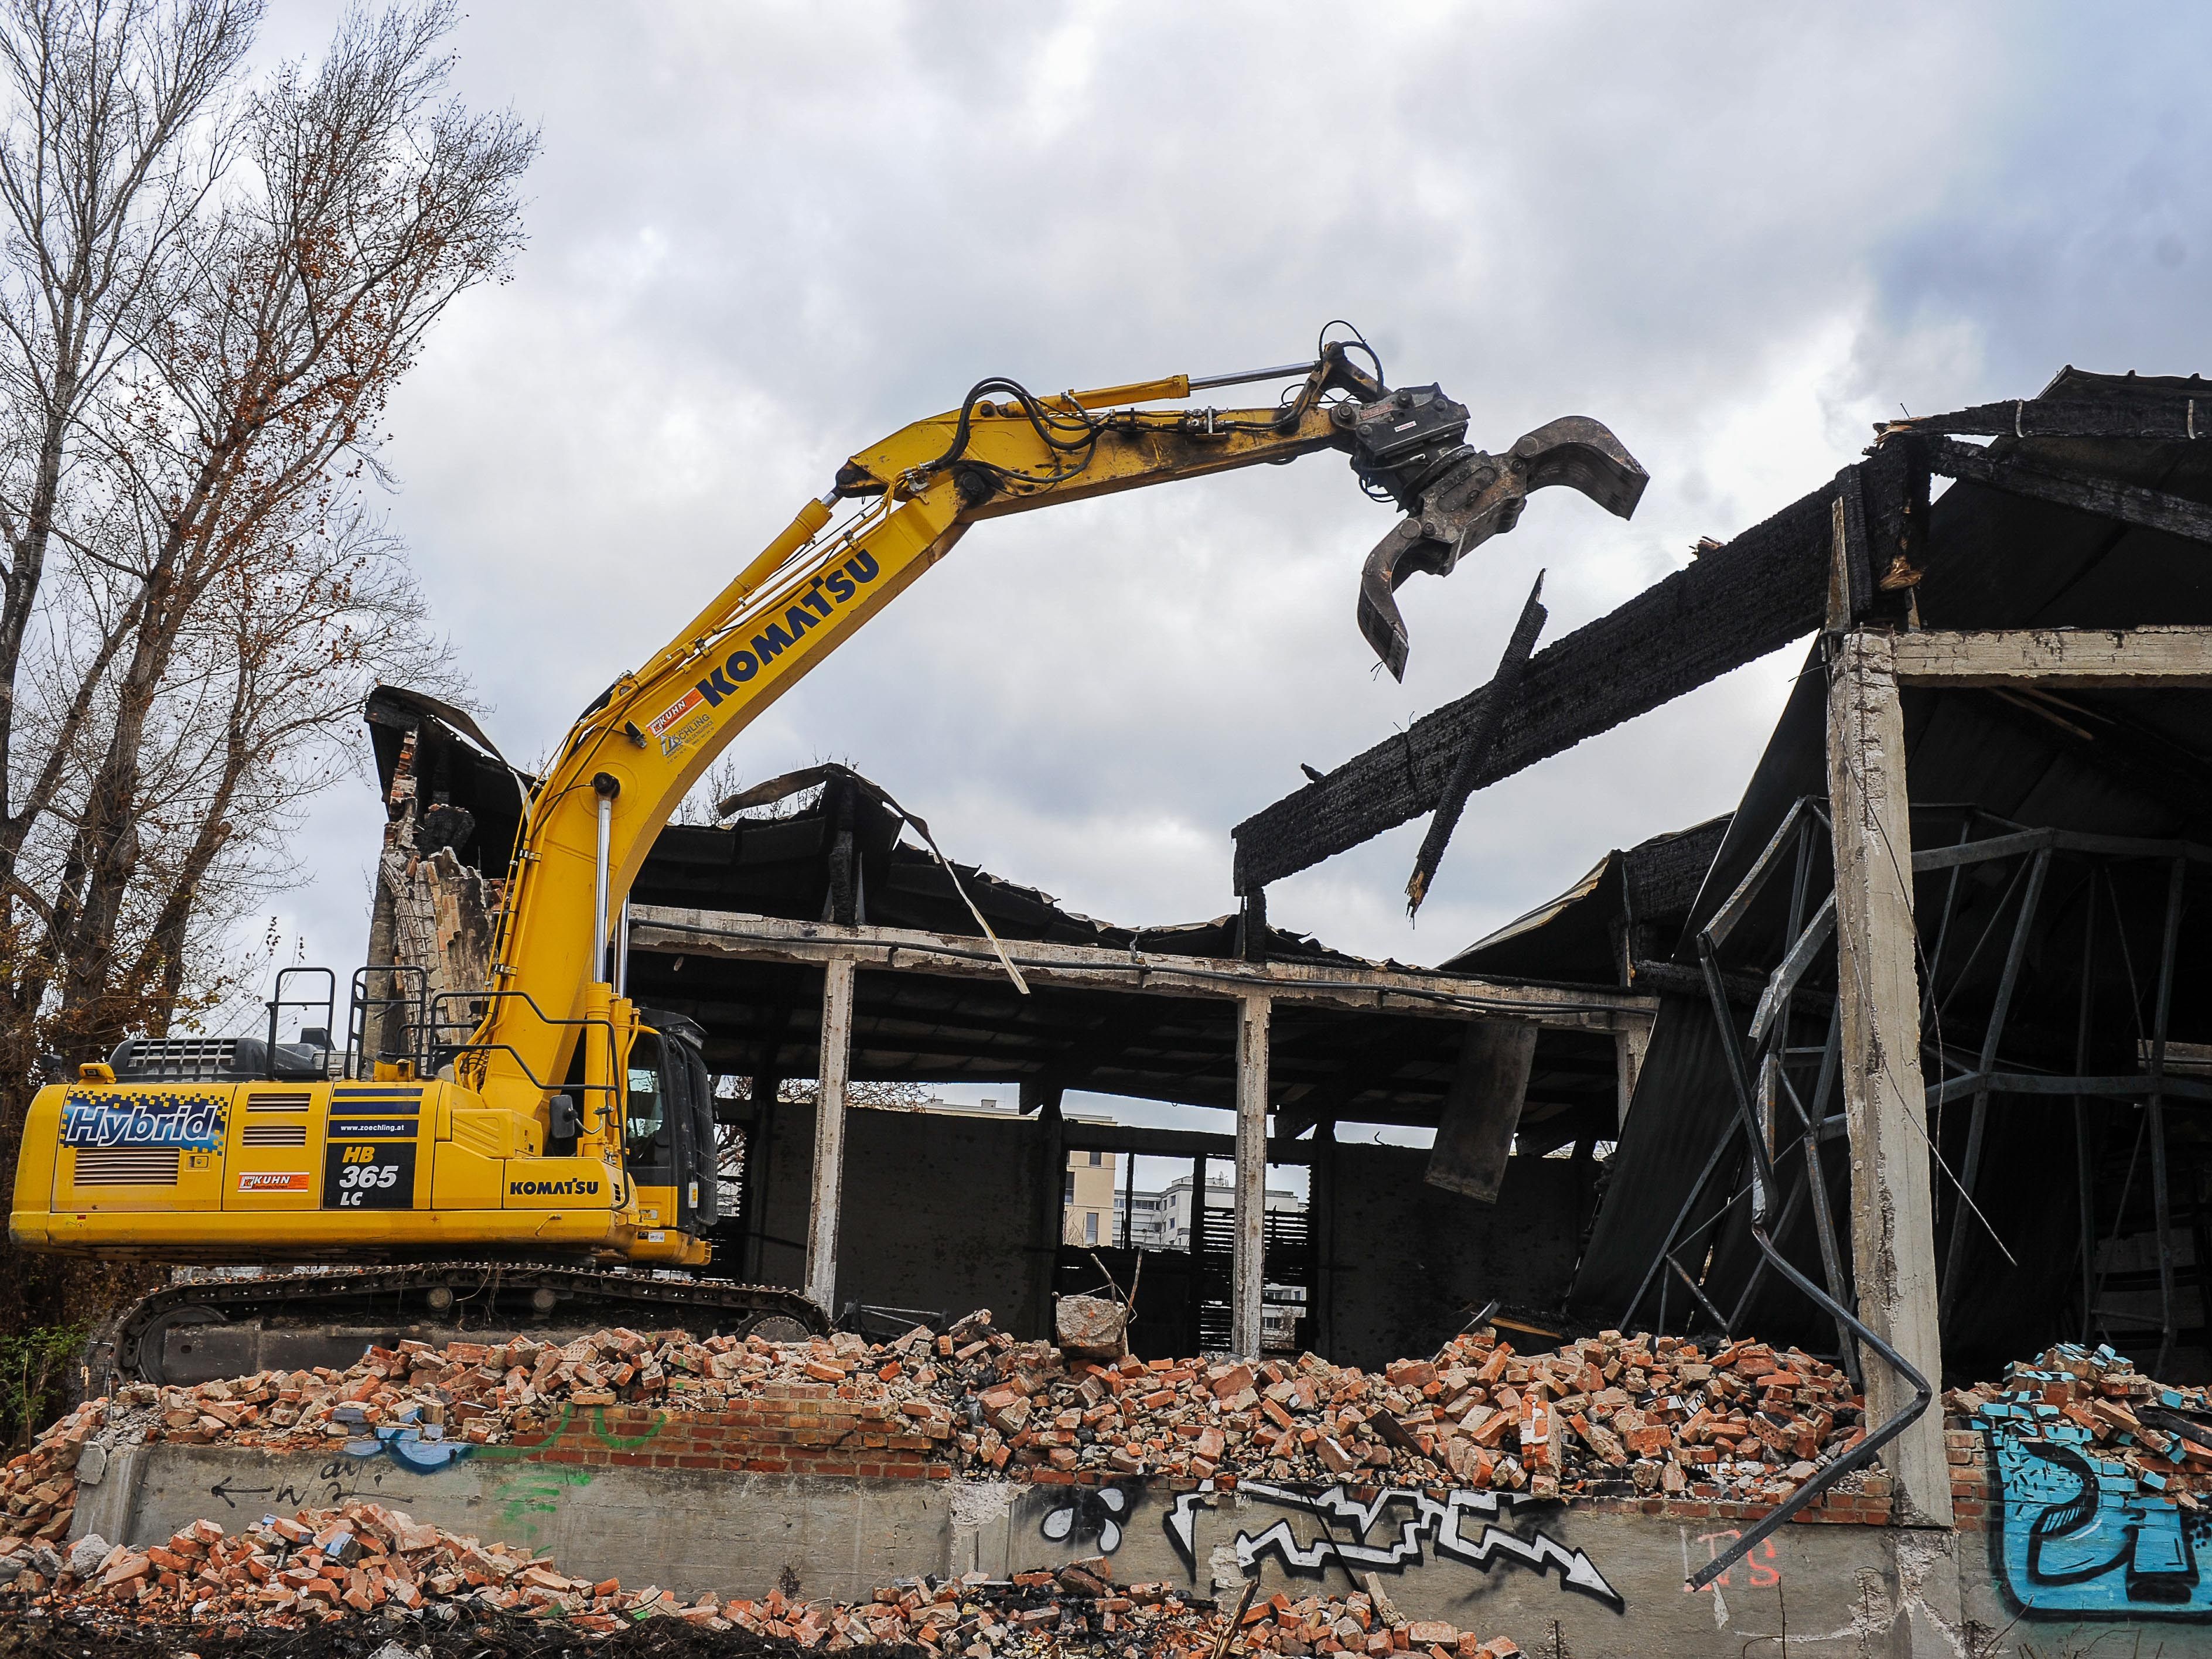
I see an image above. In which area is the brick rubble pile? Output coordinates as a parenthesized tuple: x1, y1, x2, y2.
(2, 1313, 1888, 1556)
(0, 1499, 1521, 1654)
(1946, 1340, 2212, 1507)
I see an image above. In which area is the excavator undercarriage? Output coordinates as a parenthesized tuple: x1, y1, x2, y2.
(108, 1263, 825, 1390)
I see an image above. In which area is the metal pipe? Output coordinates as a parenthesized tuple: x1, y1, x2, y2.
(592, 773, 620, 983)
(616, 898, 631, 995)
(1688, 940, 1933, 1590)
(1688, 1218, 1933, 1590)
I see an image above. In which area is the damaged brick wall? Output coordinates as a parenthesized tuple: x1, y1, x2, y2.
(363, 729, 502, 1060)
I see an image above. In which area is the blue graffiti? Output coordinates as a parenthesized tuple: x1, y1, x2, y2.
(336, 1405, 473, 1473)
(1983, 1400, 2212, 1616)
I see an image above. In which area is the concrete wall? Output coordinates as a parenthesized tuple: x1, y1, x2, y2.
(80, 1440, 2212, 1658)
(742, 1118, 1584, 1369)
(1326, 1148, 1581, 1372)
(752, 1104, 1048, 1337)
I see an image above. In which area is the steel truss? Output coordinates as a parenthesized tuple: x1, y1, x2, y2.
(1624, 799, 2205, 1588)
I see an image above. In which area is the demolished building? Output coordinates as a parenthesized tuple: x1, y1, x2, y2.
(311, 363, 2212, 1646)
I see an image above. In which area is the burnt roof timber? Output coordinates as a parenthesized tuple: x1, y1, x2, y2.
(1231, 464, 1873, 892)
(1880, 383, 2210, 441)
(629, 906, 1653, 1033)
(1924, 436, 2212, 547)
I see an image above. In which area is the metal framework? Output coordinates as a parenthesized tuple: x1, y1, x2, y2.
(1621, 800, 2205, 1585)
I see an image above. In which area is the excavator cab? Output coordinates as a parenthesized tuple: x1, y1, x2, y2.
(621, 1011, 719, 1244)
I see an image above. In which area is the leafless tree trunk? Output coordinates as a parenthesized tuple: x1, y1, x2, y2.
(0, 0, 532, 1333)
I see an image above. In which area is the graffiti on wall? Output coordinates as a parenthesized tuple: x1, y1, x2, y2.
(1985, 1416, 2212, 1617)
(1040, 1486, 1133, 1553)
(1163, 1482, 1620, 1608)
(206, 1404, 670, 1520)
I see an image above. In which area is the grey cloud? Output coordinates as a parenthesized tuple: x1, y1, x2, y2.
(251, 0, 2206, 981)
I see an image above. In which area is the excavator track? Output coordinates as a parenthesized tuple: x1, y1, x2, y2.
(107, 1264, 828, 1388)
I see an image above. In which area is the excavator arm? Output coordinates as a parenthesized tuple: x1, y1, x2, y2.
(463, 340, 1647, 1145)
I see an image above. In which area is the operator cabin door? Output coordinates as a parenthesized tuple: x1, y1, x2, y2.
(624, 1026, 713, 1237)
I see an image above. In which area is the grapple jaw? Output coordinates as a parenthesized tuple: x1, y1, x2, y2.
(1354, 412, 1647, 680)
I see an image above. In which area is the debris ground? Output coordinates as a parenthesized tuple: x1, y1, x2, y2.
(0, 1528, 1524, 1655)
(29, 1318, 2198, 1653)
(3, 1312, 1880, 1562)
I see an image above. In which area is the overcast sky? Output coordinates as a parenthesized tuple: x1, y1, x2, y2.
(248, 1, 2211, 997)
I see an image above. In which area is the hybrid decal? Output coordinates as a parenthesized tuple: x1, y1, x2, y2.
(60, 1090, 224, 1151)
(691, 551, 880, 709)
(1163, 1482, 1620, 1608)
(509, 1177, 603, 1197)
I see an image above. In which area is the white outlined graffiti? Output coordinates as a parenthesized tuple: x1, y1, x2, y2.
(1042, 1485, 1131, 1553)
(1163, 1482, 1620, 1607)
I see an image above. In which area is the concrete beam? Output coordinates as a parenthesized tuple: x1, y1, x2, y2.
(628, 908, 1654, 1036)
(804, 956, 857, 1312)
(1889, 626, 2212, 689)
(1826, 627, 1951, 1527)
(1233, 993, 1270, 1361)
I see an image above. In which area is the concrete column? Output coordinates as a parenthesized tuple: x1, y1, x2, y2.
(1032, 1086, 1064, 1342)
(804, 955, 857, 1313)
(1311, 1118, 1336, 1361)
(1614, 1022, 1649, 1131)
(1825, 627, 1951, 1527)
(1233, 992, 1271, 1360)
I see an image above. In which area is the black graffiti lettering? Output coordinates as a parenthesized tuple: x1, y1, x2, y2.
(1163, 1483, 1620, 1609)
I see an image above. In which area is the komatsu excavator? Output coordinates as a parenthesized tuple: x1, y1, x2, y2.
(9, 332, 1645, 1381)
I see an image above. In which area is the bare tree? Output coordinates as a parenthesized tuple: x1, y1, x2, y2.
(0, 0, 532, 1332)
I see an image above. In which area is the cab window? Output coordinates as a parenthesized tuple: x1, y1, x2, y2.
(626, 1033, 665, 1166)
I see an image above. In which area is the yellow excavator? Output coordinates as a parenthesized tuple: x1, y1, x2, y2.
(9, 332, 1645, 1378)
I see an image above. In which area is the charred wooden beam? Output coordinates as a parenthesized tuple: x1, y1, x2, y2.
(1233, 478, 1844, 892)
(1882, 388, 2211, 442)
(1924, 435, 2212, 546)
(1406, 574, 1547, 916)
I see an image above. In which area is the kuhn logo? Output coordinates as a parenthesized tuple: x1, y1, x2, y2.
(648, 686, 704, 738)
(510, 1178, 600, 1197)
(237, 1171, 309, 1193)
